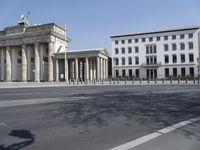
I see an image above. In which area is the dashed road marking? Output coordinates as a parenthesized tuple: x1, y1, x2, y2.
(110, 116, 200, 150)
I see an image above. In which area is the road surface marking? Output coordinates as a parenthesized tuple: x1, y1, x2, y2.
(110, 116, 200, 150)
(0, 96, 93, 108)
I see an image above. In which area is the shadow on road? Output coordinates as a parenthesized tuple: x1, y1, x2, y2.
(41, 89, 200, 138)
(0, 129, 35, 150)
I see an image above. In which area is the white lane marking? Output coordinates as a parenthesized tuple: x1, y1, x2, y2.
(110, 116, 200, 150)
(0, 96, 92, 108)
(0, 122, 6, 126)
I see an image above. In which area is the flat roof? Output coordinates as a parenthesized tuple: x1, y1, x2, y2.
(111, 26, 200, 38)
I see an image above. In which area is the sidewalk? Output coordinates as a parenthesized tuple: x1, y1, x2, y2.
(0, 80, 199, 89)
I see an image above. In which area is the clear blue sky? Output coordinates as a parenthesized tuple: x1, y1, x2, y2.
(1, 0, 200, 53)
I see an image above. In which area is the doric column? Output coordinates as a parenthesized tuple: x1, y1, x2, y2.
(65, 58, 68, 81)
(0, 48, 5, 81)
(55, 59, 59, 82)
(22, 45, 27, 81)
(40, 44, 44, 81)
(104, 59, 106, 79)
(6, 46, 12, 81)
(48, 42, 54, 82)
(89, 59, 93, 80)
(27, 45, 31, 81)
(85, 57, 89, 80)
(100, 57, 103, 80)
(34, 43, 40, 82)
(11, 47, 16, 81)
(105, 59, 108, 79)
(97, 57, 100, 80)
(75, 58, 79, 80)
(93, 59, 96, 80)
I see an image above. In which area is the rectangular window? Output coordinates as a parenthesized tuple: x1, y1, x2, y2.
(128, 39, 132, 44)
(180, 34, 185, 39)
(129, 69, 132, 77)
(181, 68, 186, 77)
(135, 57, 139, 65)
(142, 38, 146, 42)
(135, 38, 138, 43)
(115, 58, 119, 65)
(122, 69, 126, 77)
(190, 67, 194, 77)
(189, 42, 193, 50)
(156, 36, 160, 41)
(128, 47, 132, 53)
(31, 57, 34, 63)
(188, 33, 193, 38)
(173, 68, 177, 77)
(121, 40, 125, 44)
(181, 54, 185, 63)
(115, 48, 119, 54)
(43, 57, 48, 62)
(180, 43, 185, 50)
(172, 35, 176, 40)
(135, 46, 139, 53)
(164, 44, 169, 51)
(165, 55, 169, 63)
(115, 70, 119, 78)
(146, 46, 149, 54)
(154, 45, 157, 53)
(149, 37, 153, 42)
(122, 57, 125, 65)
(128, 57, 132, 65)
(121, 48, 125, 54)
(135, 69, 140, 78)
(172, 43, 177, 51)
(164, 36, 168, 40)
(172, 55, 177, 63)
(189, 54, 194, 62)
(17, 59, 22, 64)
(165, 68, 169, 78)
(115, 40, 118, 45)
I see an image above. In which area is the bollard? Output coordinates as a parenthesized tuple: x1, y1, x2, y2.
(155, 78, 157, 84)
(125, 79, 127, 84)
(193, 77, 195, 84)
(132, 78, 134, 84)
(113, 79, 115, 84)
(140, 78, 142, 84)
(117, 78, 119, 84)
(147, 79, 149, 84)
(102, 79, 104, 84)
(185, 78, 188, 84)
(69, 79, 71, 85)
(162, 78, 164, 84)
(109, 79, 111, 84)
(170, 77, 172, 84)
(80, 79, 82, 84)
(178, 78, 180, 84)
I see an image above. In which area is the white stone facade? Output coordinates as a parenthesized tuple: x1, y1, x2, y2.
(111, 26, 200, 79)
(0, 23, 68, 82)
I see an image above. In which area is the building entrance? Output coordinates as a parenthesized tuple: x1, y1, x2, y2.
(146, 69, 157, 80)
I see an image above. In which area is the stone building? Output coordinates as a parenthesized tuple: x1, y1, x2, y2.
(0, 22, 110, 82)
(55, 48, 109, 81)
(0, 22, 68, 82)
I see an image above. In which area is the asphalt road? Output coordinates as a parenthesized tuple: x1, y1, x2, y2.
(0, 85, 200, 150)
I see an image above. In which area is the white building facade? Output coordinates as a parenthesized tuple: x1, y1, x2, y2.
(111, 26, 200, 79)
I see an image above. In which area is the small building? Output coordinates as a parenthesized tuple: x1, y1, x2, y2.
(55, 48, 109, 81)
(111, 26, 200, 79)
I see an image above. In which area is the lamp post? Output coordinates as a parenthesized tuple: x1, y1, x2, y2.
(64, 24, 67, 82)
